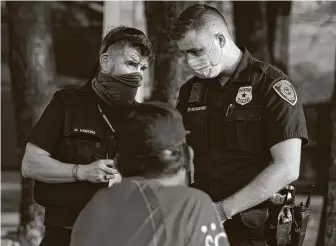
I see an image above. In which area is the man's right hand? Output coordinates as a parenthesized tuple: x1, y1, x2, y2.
(77, 159, 119, 183)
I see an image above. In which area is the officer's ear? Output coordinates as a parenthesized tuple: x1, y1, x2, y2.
(99, 52, 113, 73)
(187, 146, 195, 184)
(216, 33, 226, 48)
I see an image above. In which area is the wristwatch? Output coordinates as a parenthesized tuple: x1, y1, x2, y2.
(214, 202, 231, 222)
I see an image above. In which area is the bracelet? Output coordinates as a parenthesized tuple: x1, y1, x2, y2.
(72, 164, 80, 181)
(215, 202, 231, 221)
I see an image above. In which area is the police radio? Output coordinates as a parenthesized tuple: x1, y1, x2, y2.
(291, 187, 312, 246)
(266, 185, 312, 246)
(188, 82, 207, 105)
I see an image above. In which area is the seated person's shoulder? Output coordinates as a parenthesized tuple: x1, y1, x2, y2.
(159, 185, 213, 206)
(183, 186, 212, 200)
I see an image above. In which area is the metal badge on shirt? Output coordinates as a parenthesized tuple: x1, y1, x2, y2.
(272, 80, 297, 106)
(236, 86, 252, 106)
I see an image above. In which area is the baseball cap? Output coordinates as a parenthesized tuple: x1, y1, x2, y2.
(118, 101, 189, 157)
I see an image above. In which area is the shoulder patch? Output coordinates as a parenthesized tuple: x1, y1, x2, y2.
(272, 80, 297, 106)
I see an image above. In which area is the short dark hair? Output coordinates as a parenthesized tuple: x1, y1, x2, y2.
(89, 25, 153, 80)
(171, 4, 229, 40)
(117, 142, 190, 179)
(100, 25, 154, 61)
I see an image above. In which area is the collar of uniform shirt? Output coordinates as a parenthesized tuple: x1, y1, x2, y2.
(216, 46, 253, 86)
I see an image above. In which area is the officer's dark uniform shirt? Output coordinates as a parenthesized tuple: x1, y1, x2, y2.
(28, 82, 128, 227)
(176, 47, 308, 202)
(71, 178, 228, 246)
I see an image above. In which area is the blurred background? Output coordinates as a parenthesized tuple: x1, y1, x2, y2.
(1, 1, 336, 246)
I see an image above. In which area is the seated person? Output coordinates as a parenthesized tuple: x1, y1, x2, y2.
(70, 101, 229, 246)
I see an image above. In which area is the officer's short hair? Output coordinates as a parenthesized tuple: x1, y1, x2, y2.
(88, 25, 154, 80)
(100, 25, 154, 61)
(116, 102, 191, 179)
(171, 4, 229, 41)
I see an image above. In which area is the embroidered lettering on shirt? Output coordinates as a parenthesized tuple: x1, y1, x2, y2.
(236, 86, 252, 106)
(75, 128, 96, 135)
(187, 106, 207, 112)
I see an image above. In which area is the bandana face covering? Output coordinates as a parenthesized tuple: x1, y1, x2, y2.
(187, 37, 222, 79)
(92, 72, 143, 106)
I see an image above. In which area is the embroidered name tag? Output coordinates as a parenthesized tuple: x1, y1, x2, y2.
(187, 106, 207, 112)
(74, 128, 96, 135)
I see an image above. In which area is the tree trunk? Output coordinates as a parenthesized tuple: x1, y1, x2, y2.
(266, 1, 292, 74)
(232, 1, 270, 62)
(102, 1, 120, 38)
(322, 47, 336, 246)
(233, 1, 292, 70)
(144, 1, 180, 106)
(145, 1, 200, 106)
(7, 2, 56, 246)
(132, 0, 146, 102)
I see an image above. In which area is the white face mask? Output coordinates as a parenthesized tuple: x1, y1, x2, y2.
(187, 38, 222, 79)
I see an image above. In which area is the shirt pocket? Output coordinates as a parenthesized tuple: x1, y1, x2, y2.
(224, 105, 263, 153)
(64, 130, 105, 164)
(184, 109, 208, 154)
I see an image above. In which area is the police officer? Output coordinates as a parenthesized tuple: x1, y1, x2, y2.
(172, 4, 308, 246)
(21, 25, 153, 246)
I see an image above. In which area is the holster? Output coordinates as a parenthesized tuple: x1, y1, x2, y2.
(265, 204, 294, 246)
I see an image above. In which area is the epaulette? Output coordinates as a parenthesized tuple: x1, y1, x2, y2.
(54, 83, 88, 99)
(252, 59, 286, 81)
(179, 76, 197, 91)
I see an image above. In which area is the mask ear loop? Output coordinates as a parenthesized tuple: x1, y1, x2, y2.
(208, 33, 223, 67)
(187, 30, 216, 64)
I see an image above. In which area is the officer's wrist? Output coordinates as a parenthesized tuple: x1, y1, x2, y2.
(221, 198, 237, 219)
(218, 200, 233, 220)
(214, 202, 228, 223)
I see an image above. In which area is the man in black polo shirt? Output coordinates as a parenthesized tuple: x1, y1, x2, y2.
(172, 4, 308, 246)
(71, 102, 229, 246)
(21, 26, 153, 246)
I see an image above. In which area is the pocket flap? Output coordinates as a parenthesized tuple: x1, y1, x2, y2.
(227, 105, 262, 122)
(184, 108, 208, 127)
(65, 128, 103, 142)
(240, 207, 269, 228)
